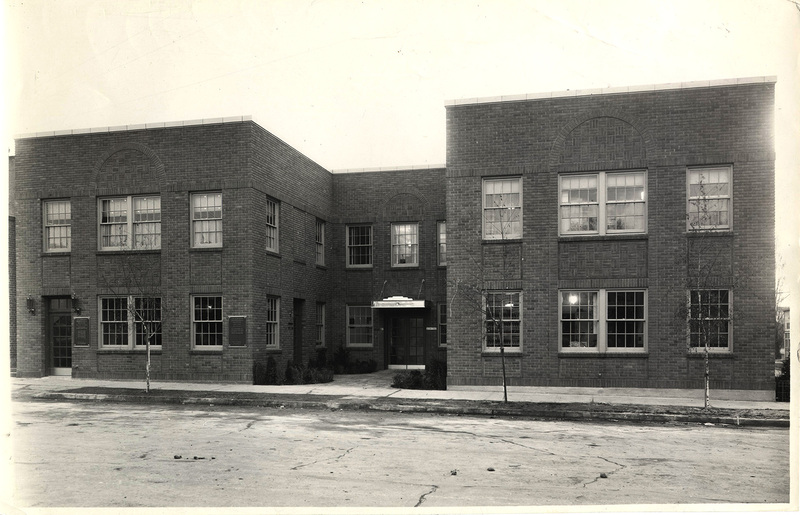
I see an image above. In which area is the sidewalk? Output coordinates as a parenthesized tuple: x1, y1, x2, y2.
(10, 371, 791, 427)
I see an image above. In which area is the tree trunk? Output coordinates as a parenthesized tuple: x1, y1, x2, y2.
(146, 335, 151, 394)
(704, 345, 710, 409)
(500, 324, 508, 403)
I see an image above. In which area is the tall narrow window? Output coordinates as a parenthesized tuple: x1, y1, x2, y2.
(266, 198, 279, 252)
(193, 295, 223, 348)
(484, 292, 521, 351)
(438, 303, 448, 347)
(316, 219, 325, 266)
(391, 223, 418, 267)
(689, 290, 731, 351)
(100, 297, 129, 347)
(437, 221, 447, 266)
(483, 178, 522, 240)
(560, 291, 598, 349)
(347, 225, 372, 267)
(43, 200, 71, 252)
(191, 193, 222, 248)
(100, 198, 129, 249)
(133, 196, 162, 249)
(265, 297, 279, 348)
(560, 176, 598, 233)
(316, 302, 326, 347)
(687, 167, 731, 230)
(347, 306, 373, 347)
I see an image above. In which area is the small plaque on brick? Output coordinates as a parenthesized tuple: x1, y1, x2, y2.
(228, 316, 247, 347)
(73, 317, 90, 347)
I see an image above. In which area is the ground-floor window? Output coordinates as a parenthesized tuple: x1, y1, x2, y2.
(484, 291, 521, 351)
(347, 305, 373, 347)
(193, 295, 223, 348)
(438, 303, 447, 347)
(689, 289, 731, 351)
(316, 302, 325, 347)
(99, 296, 162, 349)
(560, 289, 646, 353)
(265, 297, 279, 348)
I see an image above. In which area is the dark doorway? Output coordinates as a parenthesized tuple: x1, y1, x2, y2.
(293, 299, 304, 365)
(388, 315, 425, 369)
(47, 297, 72, 376)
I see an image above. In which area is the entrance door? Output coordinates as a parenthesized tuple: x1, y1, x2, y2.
(47, 298, 72, 376)
(388, 316, 425, 369)
(293, 299, 304, 365)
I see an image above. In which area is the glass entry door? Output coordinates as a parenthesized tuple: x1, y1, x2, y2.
(48, 298, 72, 376)
(388, 316, 425, 369)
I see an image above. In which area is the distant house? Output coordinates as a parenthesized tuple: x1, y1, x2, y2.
(10, 77, 777, 400)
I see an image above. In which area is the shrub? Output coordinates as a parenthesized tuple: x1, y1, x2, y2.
(253, 356, 280, 385)
(392, 370, 425, 389)
(391, 360, 447, 390)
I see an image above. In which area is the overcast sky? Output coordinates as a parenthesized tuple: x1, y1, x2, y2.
(4, 0, 799, 315)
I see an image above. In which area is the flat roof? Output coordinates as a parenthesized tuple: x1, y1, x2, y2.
(445, 76, 777, 107)
(331, 164, 446, 174)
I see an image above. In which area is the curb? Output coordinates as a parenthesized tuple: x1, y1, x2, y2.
(33, 392, 790, 428)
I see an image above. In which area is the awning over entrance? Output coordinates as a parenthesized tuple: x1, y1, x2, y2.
(372, 296, 426, 309)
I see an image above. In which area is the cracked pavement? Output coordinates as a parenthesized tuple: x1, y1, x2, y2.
(7, 399, 791, 508)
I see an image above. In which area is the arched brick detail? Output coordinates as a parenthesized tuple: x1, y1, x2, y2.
(93, 142, 166, 190)
(548, 108, 657, 170)
(382, 190, 428, 221)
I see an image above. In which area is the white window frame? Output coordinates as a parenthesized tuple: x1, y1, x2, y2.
(437, 221, 447, 266)
(346, 305, 373, 348)
(483, 177, 522, 240)
(266, 296, 280, 348)
(316, 302, 326, 347)
(483, 291, 522, 352)
(347, 225, 373, 268)
(688, 289, 732, 353)
(316, 219, 325, 266)
(98, 195, 162, 250)
(192, 295, 223, 349)
(559, 289, 648, 354)
(266, 197, 279, 252)
(687, 166, 732, 231)
(438, 303, 447, 347)
(559, 171, 647, 236)
(191, 193, 222, 248)
(99, 295, 162, 349)
(43, 199, 72, 252)
(391, 223, 419, 268)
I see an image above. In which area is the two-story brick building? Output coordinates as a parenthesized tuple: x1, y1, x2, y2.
(10, 77, 776, 399)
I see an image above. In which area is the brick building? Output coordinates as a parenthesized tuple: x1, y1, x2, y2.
(11, 77, 776, 399)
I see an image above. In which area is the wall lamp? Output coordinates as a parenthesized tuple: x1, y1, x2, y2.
(26, 297, 36, 315)
(71, 293, 81, 315)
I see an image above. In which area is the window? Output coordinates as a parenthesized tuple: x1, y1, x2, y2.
(559, 171, 646, 235)
(99, 196, 161, 250)
(483, 178, 522, 240)
(438, 221, 447, 266)
(99, 296, 162, 349)
(316, 219, 325, 266)
(193, 295, 223, 348)
(391, 223, 419, 267)
(266, 198, 279, 252)
(191, 193, 222, 248)
(347, 306, 373, 347)
(266, 297, 279, 348)
(687, 167, 731, 230)
(316, 302, 326, 347)
(689, 290, 731, 351)
(438, 303, 448, 347)
(484, 292, 521, 351)
(347, 225, 372, 267)
(43, 200, 71, 252)
(560, 290, 647, 353)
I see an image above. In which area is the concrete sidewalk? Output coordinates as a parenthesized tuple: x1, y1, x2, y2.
(9, 372, 791, 427)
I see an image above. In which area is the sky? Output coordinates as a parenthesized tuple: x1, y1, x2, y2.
(3, 0, 800, 322)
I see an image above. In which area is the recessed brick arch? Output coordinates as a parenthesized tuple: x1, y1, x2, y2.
(382, 189, 429, 221)
(548, 108, 657, 170)
(93, 142, 166, 191)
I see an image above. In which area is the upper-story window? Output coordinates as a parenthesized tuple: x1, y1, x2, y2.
(347, 225, 372, 268)
(191, 193, 222, 248)
(316, 219, 325, 266)
(559, 171, 646, 236)
(437, 221, 447, 266)
(391, 223, 419, 267)
(265, 198, 279, 252)
(483, 178, 522, 240)
(99, 196, 162, 250)
(687, 166, 731, 230)
(43, 199, 71, 252)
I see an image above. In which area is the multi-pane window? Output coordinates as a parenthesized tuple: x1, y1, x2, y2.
(316, 302, 326, 347)
(193, 295, 223, 348)
(689, 290, 731, 351)
(559, 172, 646, 235)
(483, 178, 522, 239)
(347, 225, 372, 267)
(266, 198, 279, 252)
(438, 303, 448, 347)
(560, 290, 647, 352)
(438, 221, 447, 266)
(347, 306, 373, 347)
(391, 223, 419, 267)
(191, 193, 222, 248)
(99, 296, 162, 349)
(316, 219, 325, 266)
(484, 292, 521, 351)
(99, 196, 162, 250)
(265, 296, 279, 348)
(687, 167, 731, 230)
(43, 200, 71, 252)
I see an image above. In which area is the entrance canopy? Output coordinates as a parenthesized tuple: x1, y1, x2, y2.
(372, 296, 426, 309)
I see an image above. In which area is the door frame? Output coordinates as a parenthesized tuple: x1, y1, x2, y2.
(46, 296, 73, 376)
(385, 312, 426, 370)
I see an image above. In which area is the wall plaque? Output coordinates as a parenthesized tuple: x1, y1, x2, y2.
(229, 316, 247, 347)
(73, 317, 90, 347)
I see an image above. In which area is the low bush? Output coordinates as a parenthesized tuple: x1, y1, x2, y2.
(392, 370, 425, 389)
(392, 360, 447, 390)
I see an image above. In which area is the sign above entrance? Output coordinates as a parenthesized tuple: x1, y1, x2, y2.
(372, 296, 426, 309)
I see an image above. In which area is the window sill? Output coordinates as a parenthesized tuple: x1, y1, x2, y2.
(266, 250, 281, 258)
(189, 247, 223, 253)
(316, 264, 328, 271)
(96, 249, 161, 256)
(686, 351, 734, 358)
(346, 266, 373, 271)
(481, 350, 522, 356)
(685, 230, 733, 238)
(265, 347, 281, 354)
(346, 345, 374, 350)
(482, 238, 522, 245)
(559, 233, 648, 243)
(559, 351, 648, 358)
(390, 266, 420, 270)
(97, 348, 163, 355)
(42, 251, 71, 257)
(190, 348, 223, 354)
